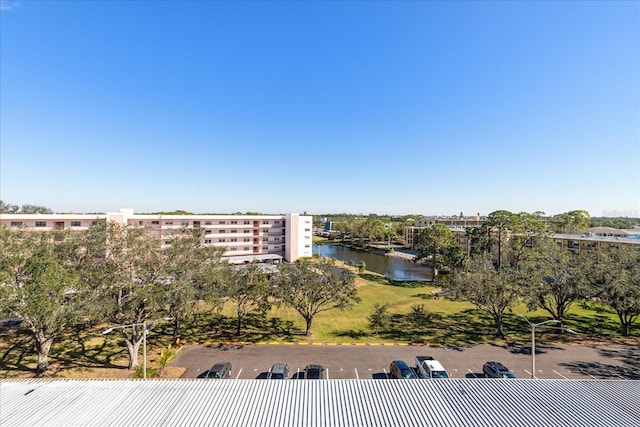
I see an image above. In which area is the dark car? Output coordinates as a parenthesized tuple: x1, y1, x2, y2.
(267, 363, 289, 379)
(205, 362, 232, 379)
(304, 364, 324, 379)
(483, 361, 516, 379)
(389, 360, 418, 379)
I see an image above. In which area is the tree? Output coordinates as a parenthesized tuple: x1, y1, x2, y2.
(82, 222, 167, 369)
(550, 210, 591, 234)
(273, 257, 358, 336)
(416, 224, 456, 280)
(483, 210, 517, 269)
(446, 257, 523, 336)
(368, 303, 390, 335)
(161, 228, 224, 339)
(596, 246, 640, 336)
(0, 227, 88, 373)
(409, 303, 430, 331)
(523, 239, 592, 330)
(222, 263, 272, 335)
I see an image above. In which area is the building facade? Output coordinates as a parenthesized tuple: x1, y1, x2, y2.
(0, 209, 313, 263)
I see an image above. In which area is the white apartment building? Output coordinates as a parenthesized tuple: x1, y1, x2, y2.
(0, 208, 313, 263)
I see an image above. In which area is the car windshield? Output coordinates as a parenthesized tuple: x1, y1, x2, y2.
(270, 373, 285, 379)
(432, 371, 450, 379)
(401, 369, 416, 379)
(208, 371, 223, 379)
(501, 373, 516, 378)
(307, 369, 320, 378)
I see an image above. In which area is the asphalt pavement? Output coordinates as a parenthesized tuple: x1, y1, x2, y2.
(172, 342, 640, 380)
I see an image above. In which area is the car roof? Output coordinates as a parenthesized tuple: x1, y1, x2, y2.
(486, 361, 509, 370)
(425, 360, 447, 371)
(392, 360, 411, 369)
(271, 363, 288, 373)
(210, 362, 230, 371)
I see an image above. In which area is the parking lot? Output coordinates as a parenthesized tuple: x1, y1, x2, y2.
(173, 342, 640, 380)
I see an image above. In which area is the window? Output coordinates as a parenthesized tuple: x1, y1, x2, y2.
(231, 230, 237, 233)
(244, 247, 250, 251)
(243, 230, 250, 234)
(165, 241, 171, 245)
(181, 221, 189, 226)
(305, 228, 310, 232)
(151, 221, 160, 225)
(205, 230, 212, 234)
(165, 221, 173, 225)
(263, 246, 269, 250)
(275, 237, 280, 241)
(230, 238, 237, 242)
(219, 239, 226, 243)
(263, 238, 269, 242)
(204, 239, 212, 244)
(205, 221, 212, 225)
(231, 220, 237, 224)
(275, 220, 281, 225)
(138, 221, 144, 225)
(305, 244, 310, 248)
(220, 230, 226, 234)
(263, 220, 269, 225)
(230, 247, 237, 251)
(71, 221, 81, 227)
(10, 221, 22, 227)
(244, 220, 250, 225)
(35, 221, 46, 227)
(219, 221, 226, 225)
(274, 246, 280, 249)
(243, 238, 250, 242)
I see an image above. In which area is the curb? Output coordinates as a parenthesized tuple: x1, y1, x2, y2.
(199, 341, 443, 347)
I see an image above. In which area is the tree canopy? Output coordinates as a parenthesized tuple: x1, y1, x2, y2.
(273, 257, 358, 336)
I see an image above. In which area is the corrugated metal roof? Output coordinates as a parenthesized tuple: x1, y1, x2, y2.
(1, 379, 639, 427)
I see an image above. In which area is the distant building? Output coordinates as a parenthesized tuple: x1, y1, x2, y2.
(0, 208, 313, 263)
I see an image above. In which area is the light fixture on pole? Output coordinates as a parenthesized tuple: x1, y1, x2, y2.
(102, 318, 171, 379)
(517, 314, 576, 379)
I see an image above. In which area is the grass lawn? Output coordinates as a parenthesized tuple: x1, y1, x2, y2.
(1, 267, 637, 379)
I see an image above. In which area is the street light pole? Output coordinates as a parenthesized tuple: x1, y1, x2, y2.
(142, 321, 147, 379)
(517, 314, 576, 379)
(103, 318, 170, 379)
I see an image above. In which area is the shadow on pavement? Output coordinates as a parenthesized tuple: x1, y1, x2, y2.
(371, 372, 389, 379)
(560, 361, 640, 380)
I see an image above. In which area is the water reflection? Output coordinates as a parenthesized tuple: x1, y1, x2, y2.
(313, 244, 432, 281)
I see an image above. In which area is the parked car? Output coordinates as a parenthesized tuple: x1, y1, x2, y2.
(304, 364, 324, 379)
(205, 362, 232, 379)
(267, 363, 289, 379)
(389, 360, 417, 379)
(415, 356, 450, 379)
(483, 361, 516, 378)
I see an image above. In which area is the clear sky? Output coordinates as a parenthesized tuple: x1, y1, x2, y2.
(1, 1, 638, 217)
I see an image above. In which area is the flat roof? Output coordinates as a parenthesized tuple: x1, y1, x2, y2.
(1, 379, 639, 426)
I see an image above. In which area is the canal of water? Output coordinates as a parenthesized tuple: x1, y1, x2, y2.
(313, 244, 433, 281)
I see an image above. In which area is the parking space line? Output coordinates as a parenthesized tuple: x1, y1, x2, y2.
(578, 369, 597, 379)
(355, 368, 359, 380)
(467, 369, 479, 378)
(326, 368, 330, 380)
(235, 369, 243, 379)
(552, 370, 568, 379)
(524, 369, 532, 377)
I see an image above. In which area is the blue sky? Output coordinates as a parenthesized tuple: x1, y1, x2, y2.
(1, 1, 638, 217)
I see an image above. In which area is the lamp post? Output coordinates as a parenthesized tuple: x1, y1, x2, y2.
(103, 318, 171, 379)
(517, 314, 576, 379)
